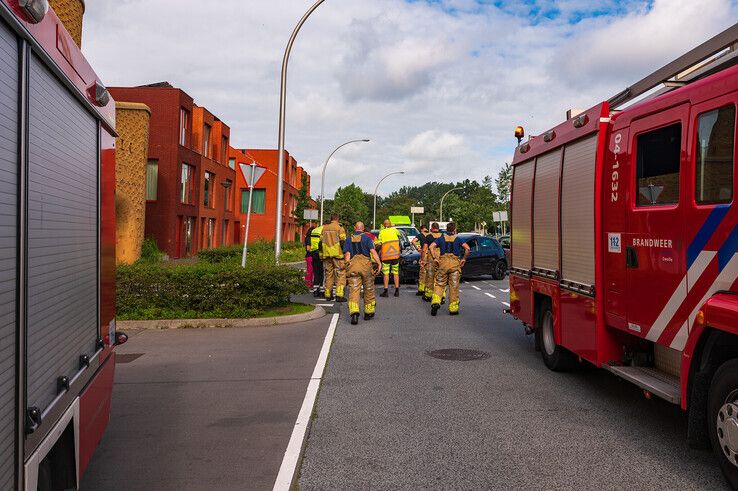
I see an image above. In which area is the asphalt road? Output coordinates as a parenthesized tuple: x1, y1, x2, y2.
(80, 318, 330, 491)
(298, 276, 727, 490)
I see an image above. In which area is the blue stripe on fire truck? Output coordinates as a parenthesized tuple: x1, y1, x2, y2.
(687, 204, 730, 269)
(718, 225, 738, 272)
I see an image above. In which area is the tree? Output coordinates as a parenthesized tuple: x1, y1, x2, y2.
(496, 163, 512, 207)
(294, 172, 311, 227)
(330, 184, 369, 228)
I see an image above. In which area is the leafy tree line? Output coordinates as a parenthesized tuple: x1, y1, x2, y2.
(318, 163, 512, 234)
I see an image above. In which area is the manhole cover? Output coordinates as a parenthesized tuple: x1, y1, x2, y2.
(116, 353, 144, 364)
(426, 349, 490, 361)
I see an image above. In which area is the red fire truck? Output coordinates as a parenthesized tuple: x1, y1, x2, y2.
(0, 0, 124, 489)
(508, 23, 738, 485)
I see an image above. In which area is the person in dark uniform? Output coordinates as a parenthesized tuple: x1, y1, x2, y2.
(344, 221, 382, 325)
(429, 222, 470, 316)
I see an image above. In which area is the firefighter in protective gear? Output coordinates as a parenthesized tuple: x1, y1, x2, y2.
(429, 222, 470, 316)
(309, 223, 325, 297)
(344, 221, 382, 325)
(378, 219, 402, 297)
(320, 214, 347, 302)
(412, 225, 429, 296)
(423, 222, 444, 302)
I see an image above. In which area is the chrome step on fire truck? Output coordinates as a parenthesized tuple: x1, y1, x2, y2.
(0, 0, 124, 489)
(508, 22, 738, 486)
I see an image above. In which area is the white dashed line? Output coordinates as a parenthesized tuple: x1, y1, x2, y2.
(472, 285, 481, 291)
(502, 302, 510, 307)
(485, 293, 496, 299)
(463, 281, 470, 285)
(499, 288, 510, 293)
(316, 304, 334, 307)
(274, 313, 338, 490)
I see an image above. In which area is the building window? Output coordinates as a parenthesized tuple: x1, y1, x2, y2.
(146, 159, 158, 200)
(180, 163, 195, 204)
(636, 123, 681, 206)
(184, 216, 194, 256)
(204, 171, 215, 208)
(225, 179, 233, 211)
(203, 124, 212, 157)
(228, 158, 235, 170)
(696, 105, 735, 205)
(241, 188, 266, 214)
(179, 108, 189, 146)
(207, 218, 216, 248)
(221, 136, 228, 163)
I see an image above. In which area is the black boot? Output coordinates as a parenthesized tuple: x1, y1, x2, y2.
(423, 295, 431, 303)
(336, 296, 347, 303)
(350, 313, 359, 325)
(415, 291, 424, 296)
(431, 304, 440, 316)
(313, 289, 322, 298)
(364, 313, 373, 321)
(380, 289, 388, 297)
(394, 288, 400, 297)
(449, 311, 459, 316)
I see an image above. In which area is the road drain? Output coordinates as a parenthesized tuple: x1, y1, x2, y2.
(426, 349, 490, 361)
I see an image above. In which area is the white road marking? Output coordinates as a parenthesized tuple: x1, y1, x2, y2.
(463, 281, 470, 284)
(316, 304, 334, 307)
(485, 293, 496, 299)
(499, 288, 510, 293)
(502, 302, 510, 307)
(472, 285, 481, 290)
(273, 313, 338, 491)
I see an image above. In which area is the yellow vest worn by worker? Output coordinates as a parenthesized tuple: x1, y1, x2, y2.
(321, 221, 346, 259)
(310, 226, 323, 253)
(378, 227, 401, 261)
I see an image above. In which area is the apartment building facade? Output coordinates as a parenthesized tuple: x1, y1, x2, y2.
(109, 83, 237, 258)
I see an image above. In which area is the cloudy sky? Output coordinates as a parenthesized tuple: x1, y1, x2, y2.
(82, 0, 738, 198)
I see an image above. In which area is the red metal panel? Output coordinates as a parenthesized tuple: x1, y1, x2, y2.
(78, 354, 115, 478)
(510, 274, 533, 326)
(560, 291, 598, 363)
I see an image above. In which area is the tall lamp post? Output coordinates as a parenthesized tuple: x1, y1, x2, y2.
(275, 0, 326, 263)
(319, 139, 370, 224)
(373, 171, 405, 229)
(439, 187, 462, 222)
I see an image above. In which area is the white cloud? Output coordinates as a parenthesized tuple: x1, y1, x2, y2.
(81, 0, 738, 198)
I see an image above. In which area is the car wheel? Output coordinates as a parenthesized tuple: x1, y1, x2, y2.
(708, 359, 738, 488)
(536, 299, 576, 371)
(492, 260, 507, 280)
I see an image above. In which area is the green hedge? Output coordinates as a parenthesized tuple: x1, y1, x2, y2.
(117, 261, 308, 320)
(197, 241, 305, 264)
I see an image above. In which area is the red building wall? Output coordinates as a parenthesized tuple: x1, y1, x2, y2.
(109, 84, 236, 258)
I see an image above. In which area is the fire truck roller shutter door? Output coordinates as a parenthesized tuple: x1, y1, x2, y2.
(26, 54, 99, 413)
(533, 148, 562, 275)
(512, 159, 534, 272)
(561, 134, 598, 289)
(0, 18, 18, 490)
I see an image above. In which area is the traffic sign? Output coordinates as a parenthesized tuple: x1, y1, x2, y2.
(410, 206, 424, 214)
(239, 162, 267, 188)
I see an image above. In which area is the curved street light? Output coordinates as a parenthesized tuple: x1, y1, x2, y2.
(373, 171, 405, 229)
(275, 0, 326, 262)
(439, 187, 462, 222)
(319, 139, 370, 224)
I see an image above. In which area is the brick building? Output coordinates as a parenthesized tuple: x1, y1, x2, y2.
(230, 148, 315, 244)
(109, 83, 237, 258)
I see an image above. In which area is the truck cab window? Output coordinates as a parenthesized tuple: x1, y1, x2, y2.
(696, 105, 735, 205)
(636, 123, 681, 206)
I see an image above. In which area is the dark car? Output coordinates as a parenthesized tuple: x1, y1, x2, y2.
(401, 233, 508, 281)
(370, 229, 416, 283)
(492, 234, 511, 267)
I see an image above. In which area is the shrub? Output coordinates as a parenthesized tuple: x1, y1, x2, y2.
(140, 238, 165, 262)
(198, 241, 305, 264)
(117, 261, 308, 320)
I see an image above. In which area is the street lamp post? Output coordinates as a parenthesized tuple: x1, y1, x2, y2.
(439, 187, 462, 222)
(319, 139, 370, 224)
(275, 0, 326, 263)
(373, 171, 405, 229)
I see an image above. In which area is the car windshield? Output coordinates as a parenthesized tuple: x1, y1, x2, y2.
(398, 226, 419, 236)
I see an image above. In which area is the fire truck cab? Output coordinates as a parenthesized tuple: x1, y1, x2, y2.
(509, 23, 738, 486)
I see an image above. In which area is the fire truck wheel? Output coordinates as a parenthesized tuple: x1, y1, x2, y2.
(708, 359, 738, 487)
(537, 300, 574, 371)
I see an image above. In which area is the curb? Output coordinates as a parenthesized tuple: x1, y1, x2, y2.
(117, 305, 326, 330)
